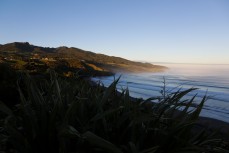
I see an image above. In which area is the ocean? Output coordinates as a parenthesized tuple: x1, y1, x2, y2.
(92, 63, 229, 123)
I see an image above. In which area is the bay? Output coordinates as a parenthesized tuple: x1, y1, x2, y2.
(92, 63, 229, 123)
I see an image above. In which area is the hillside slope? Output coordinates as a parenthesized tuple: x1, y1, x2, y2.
(0, 42, 167, 73)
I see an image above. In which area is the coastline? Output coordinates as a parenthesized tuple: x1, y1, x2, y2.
(197, 117, 229, 140)
(1, 63, 228, 152)
(89, 76, 229, 140)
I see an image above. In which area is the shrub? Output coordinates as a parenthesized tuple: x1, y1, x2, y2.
(0, 63, 20, 107)
(0, 72, 228, 153)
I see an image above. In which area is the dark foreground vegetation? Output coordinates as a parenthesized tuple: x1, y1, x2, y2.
(0, 64, 229, 153)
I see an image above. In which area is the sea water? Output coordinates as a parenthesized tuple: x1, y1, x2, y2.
(92, 63, 229, 123)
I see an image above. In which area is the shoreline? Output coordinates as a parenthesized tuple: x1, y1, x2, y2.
(197, 117, 229, 140)
(89, 77, 229, 139)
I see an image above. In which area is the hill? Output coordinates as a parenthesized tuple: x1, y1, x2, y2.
(0, 42, 167, 74)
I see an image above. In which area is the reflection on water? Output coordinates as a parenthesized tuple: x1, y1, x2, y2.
(92, 64, 229, 123)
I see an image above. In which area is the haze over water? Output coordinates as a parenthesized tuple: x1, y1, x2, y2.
(92, 63, 229, 123)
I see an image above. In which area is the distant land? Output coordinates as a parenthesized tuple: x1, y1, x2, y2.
(0, 42, 167, 75)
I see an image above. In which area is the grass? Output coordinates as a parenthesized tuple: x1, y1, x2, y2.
(0, 71, 228, 153)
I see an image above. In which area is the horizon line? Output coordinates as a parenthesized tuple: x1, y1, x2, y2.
(137, 61, 229, 65)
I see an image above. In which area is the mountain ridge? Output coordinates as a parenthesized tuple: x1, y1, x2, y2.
(0, 42, 167, 73)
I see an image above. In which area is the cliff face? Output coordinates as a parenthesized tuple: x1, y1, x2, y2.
(0, 42, 167, 73)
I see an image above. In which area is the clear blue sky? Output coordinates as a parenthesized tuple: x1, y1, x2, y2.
(1, 0, 229, 64)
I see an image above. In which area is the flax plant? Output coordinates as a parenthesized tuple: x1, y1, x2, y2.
(0, 72, 228, 153)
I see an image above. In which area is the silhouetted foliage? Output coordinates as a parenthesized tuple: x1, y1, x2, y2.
(0, 72, 228, 153)
(0, 63, 20, 107)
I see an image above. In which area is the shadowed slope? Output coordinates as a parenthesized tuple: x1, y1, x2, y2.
(0, 42, 167, 73)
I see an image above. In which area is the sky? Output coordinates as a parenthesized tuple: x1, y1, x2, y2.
(0, 0, 229, 64)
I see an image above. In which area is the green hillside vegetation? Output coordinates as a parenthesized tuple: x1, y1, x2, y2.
(0, 42, 167, 74)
